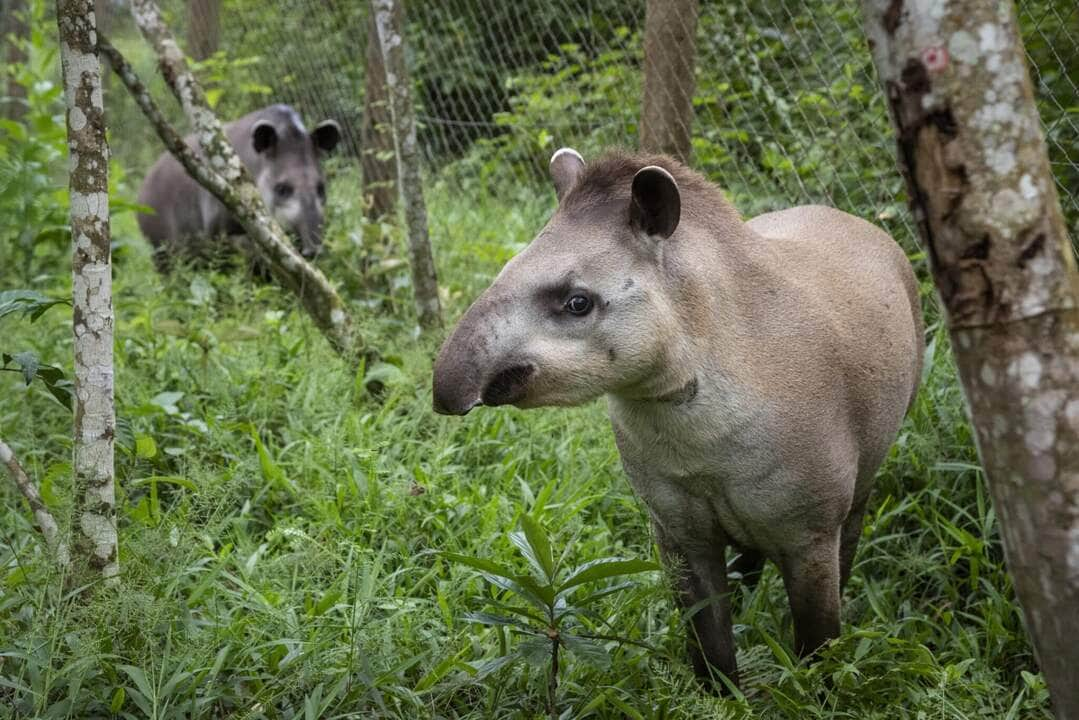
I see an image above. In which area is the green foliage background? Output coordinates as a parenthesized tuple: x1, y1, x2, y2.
(1, 0, 1076, 717)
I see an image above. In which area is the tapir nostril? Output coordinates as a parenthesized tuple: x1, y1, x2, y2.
(482, 364, 534, 407)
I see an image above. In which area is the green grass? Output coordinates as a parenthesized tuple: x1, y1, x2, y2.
(0, 168, 1052, 719)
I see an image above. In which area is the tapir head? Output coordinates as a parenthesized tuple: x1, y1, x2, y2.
(433, 148, 689, 414)
(251, 116, 341, 259)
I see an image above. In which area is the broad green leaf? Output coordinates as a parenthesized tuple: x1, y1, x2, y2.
(250, 429, 290, 491)
(12, 351, 37, 385)
(519, 514, 555, 581)
(606, 693, 647, 720)
(135, 434, 157, 459)
(2, 352, 73, 411)
(0, 289, 69, 323)
(129, 475, 198, 492)
(508, 530, 548, 583)
(469, 653, 518, 679)
(109, 687, 125, 714)
(485, 599, 548, 626)
(479, 572, 551, 614)
(759, 627, 795, 671)
(312, 589, 342, 616)
(573, 580, 637, 608)
(516, 636, 552, 668)
(118, 664, 155, 702)
(461, 611, 529, 629)
(150, 391, 184, 415)
(441, 552, 517, 582)
(559, 558, 660, 594)
(414, 646, 469, 692)
(561, 632, 611, 669)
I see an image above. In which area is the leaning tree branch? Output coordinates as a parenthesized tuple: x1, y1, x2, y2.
(116, 0, 363, 359)
(0, 438, 69, 566)
(97, 38, 228, 201)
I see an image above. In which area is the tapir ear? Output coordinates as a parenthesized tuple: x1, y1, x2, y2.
(630, 165, 680, 239)
(312, 120, 341, 153)
(549, 147, 585, 202)
(252, 121, 278, 155)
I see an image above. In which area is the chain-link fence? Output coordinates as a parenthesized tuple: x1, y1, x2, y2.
(104, 0, 1078, 253)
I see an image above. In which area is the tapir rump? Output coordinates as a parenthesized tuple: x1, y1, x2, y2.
(433, 149, 924, 686)
(137, 104, 340, 272)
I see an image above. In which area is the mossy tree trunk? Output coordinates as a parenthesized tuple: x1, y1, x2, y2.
(863, 1, 1079, 717)
(640, 0, 699, 164)
(361, 6, 397, 222)
(57, 0, 118, 585)
(370, 0, 442, 330)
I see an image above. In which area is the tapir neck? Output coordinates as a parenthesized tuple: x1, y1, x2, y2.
(607, 208, 769, 408)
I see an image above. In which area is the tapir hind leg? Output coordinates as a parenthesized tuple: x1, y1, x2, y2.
(653, 523, 738, 687)
(778, 532, 842, 658)
(839, 499, 869, 590)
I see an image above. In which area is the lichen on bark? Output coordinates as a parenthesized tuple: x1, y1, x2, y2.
(864, 1, 1079, 717)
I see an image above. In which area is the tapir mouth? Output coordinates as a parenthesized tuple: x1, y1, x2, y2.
(481, 364, 534, 407)
(432, 361, 535, 415)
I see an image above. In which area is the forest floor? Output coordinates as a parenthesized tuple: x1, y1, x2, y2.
(0, 167, 1052, 719)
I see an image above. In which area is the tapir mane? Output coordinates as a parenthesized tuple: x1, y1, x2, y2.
(560, 150, 738, 224)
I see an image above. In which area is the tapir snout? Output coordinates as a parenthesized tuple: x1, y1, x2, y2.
(432, 294, 536, 414)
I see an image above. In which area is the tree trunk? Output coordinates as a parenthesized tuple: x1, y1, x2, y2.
(640, 0, 699, 164)
(371, 0, 442, 330)
(863, 2, 1079, 718)
(186, 0, 219, 62)
(360, 6, 397, 222)
(121, 0, 362, 359)
(1, 0, 28, 122)
(57, 0, 118, 586)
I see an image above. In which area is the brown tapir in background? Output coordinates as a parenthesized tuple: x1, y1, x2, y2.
(432, 148, 924, 686)
(137, 104, 340, 272)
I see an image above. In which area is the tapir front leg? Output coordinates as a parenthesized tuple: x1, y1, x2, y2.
(653, 522, 738, 687)
(779, 532, 842, 657)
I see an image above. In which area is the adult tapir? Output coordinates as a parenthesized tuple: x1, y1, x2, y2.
(137, 104, 340, 271)
(432, 148, 924, 686)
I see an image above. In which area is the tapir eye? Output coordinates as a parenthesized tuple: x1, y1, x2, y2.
(564, 294, 593, 316)
(274, 182, 294, 200)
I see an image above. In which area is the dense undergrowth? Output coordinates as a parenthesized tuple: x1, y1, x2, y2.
(0, 163, 1052, 716)
(0, 1, 1061, 717)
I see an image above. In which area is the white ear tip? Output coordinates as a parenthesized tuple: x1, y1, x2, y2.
(637, 165, 675, 182)
(550, 147, 584, 166)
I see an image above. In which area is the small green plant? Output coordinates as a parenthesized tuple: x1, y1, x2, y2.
(0, 289, 73, 410)
(445, 513, 659, 719)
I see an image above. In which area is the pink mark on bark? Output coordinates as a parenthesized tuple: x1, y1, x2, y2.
(922, 46, 949, 73)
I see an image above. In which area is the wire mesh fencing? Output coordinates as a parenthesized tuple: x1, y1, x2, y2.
(110, 0, 1078, 253)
